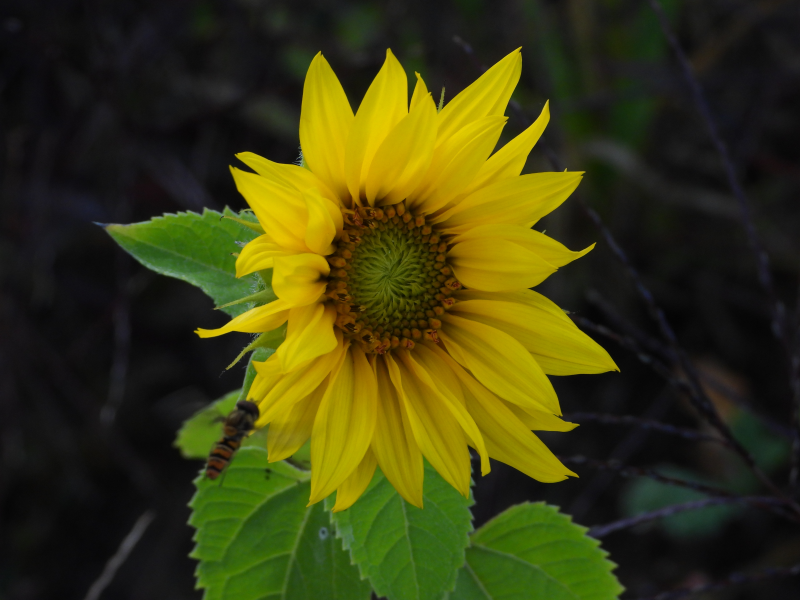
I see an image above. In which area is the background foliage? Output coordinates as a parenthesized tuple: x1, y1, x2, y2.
(2, 0, 800, 598)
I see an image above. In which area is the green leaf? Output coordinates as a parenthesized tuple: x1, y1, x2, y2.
(176, 390, 240, 460)
(105, 207, 265, 317)
(189, 447, 371, 600)
(329, 462, 473, 600)
(448, 503, 623, 600)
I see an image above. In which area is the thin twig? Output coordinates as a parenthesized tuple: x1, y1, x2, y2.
(588, 496, 776, 538)
(633, 562, 800, 600)
(569, 390, 673, 520)
(83, 511, 155, 600)
(646, 0, 800, 492)
(564, 412, 729, 446)
(559, 455, 799, 522)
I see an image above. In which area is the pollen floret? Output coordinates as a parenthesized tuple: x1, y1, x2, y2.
(328, 202, 452, 354)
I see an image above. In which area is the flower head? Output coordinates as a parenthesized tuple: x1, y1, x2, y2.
(197, 49, 617, 510)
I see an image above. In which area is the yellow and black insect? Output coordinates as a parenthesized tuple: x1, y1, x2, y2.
(205, 400, 259, 480)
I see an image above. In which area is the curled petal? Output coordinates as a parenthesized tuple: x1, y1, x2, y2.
(275, 303, 338, 373)
(235, 234, 296, 277)
(195, 299, 291, 338)
(272, 253, 330, 306)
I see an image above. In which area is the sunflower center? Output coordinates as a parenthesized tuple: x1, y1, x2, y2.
(326, 202, 461, 354)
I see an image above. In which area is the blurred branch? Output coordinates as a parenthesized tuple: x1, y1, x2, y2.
(574, 312, 793, 439)
(588, 496, 780, 538)
(633, 562, 800, 600)
(569, 390, 673, 520)
(646, 0, 800, 492)
(564, 412, 729, 446)
(559, 455, 799, 522)
(83, 511, 155, 600)
(582, 139, 739, 219)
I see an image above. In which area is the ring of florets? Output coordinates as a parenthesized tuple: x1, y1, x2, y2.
(326, 201, 460, 355)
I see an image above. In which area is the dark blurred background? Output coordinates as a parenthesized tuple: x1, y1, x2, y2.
(2, 0, 800, 598)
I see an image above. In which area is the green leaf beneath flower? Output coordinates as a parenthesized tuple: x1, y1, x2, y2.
(189, 447, 371, 600)
(328, 463, 473, 600)
(447, 503, 623, 600)
(104, 207, 266, 317)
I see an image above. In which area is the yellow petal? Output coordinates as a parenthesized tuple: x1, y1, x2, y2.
(425, 342, 576, 481)
(254, 336, 345, 425)
(385, 352, 472, 497)
(235, 151, 342, 208)
(303, 189, 337, 255)
(365, 90, 437, 206)
(402, 346, 490, 476)
(300, 53, 353, 202)
(501, 399, 578, 432)
(333, 449, 377, 512)
(344, 49, 408, 203)
(448, 238, 557, 291)
(432, 171, 583, 234)
(460, 101, 550, 196)
(372, 356, 424, 507)
(267, 378, 327, 461)
(454, 290, 619, 375)
(235, 234, 296, 277)
(195, 298, 291, 338)
(309, 345, 378, 504)
(451, 224, 594, 268)
(272, 253, 329, 306)
(275, 303, 338, 373)
(230, 166, 308, 252)
(439, 313, 560, 415)
(237, 156, 344, 235)
(437, 48, 521, 144)
(407, 116, 507, 215)
(409, 72, 429, 112)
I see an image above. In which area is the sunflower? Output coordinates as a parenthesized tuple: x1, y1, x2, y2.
(197, 48, 617, 511)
